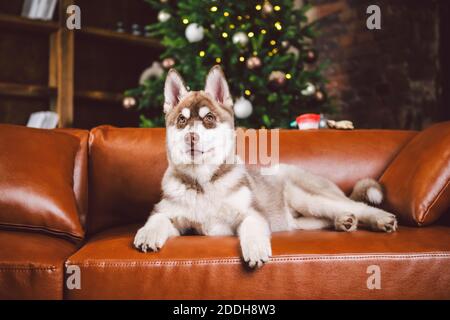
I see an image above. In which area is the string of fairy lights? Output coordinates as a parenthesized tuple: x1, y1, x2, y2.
(175, 1, 296, 100)
(185, 3, 286, 61)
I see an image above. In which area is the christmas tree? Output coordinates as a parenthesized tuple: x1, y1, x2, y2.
(126, 0, 333, 128)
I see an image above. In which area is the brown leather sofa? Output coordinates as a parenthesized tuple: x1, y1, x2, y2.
(0, 123, 449, 300)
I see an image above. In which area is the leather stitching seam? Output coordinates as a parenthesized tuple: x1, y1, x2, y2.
(67, 252, 450, 267)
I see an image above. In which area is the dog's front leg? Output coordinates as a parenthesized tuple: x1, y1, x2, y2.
(134, 213, 180, 252)
(238, 214, 272, 268)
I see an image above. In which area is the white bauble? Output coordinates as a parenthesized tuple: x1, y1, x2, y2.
(157, 11, 171, 23)
(301, 82, 316, 96)
(234, 97, 253, 119)
(232, 31, 249, 46)
(185, 23, 204, 43)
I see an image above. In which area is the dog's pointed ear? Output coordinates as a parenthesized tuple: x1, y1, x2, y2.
(164, 69, 188, 114)
(205, 65, 233, 110)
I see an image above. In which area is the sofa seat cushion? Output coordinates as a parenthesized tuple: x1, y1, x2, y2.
(0, 230, 78, 300)
(66, 224, 450, 299)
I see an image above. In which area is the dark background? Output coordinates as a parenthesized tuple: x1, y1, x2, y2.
(310, 0, 450, 129)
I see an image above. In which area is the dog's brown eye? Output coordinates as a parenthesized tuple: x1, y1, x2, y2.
(177, 114, 187, 126)
(204, 113, 215, 123)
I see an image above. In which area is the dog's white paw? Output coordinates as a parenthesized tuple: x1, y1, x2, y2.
(335, 213, 358, 232)
(134, 224, 169, 252)
(240, 236, 272, 268)
(372, 212, 398, 233)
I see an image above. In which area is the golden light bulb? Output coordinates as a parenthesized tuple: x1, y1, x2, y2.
(229, 24, 235, 29)
(274, 22, 282, 30)
(210, 6, 218, 12)
(286, 73, 292, 79)
(248, 31, 255, 38)
(274, 5, 281, 11)
(261, 29, 267, 34)
(182, 18, 189, 24)
(222, 32, 228, 38)
(245, 89, 251, 96)
(270, 40, 276, 45)
(216, 57, 221, 63)
(199, 51, 205, 57)
(255, 4, 262, 10)
(224, 11, 229, 17)
(239, 56, 245, 62)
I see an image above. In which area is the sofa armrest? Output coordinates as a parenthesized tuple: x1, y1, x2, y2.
(380, 121, 450, 226)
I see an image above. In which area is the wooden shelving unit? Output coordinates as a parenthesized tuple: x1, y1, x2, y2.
(79, 26, 163, 49)
(0, 13, 58, 33)
(75, 89, 123, 103)
(0, 0, 161, 128)
(0, 82, 56, 98)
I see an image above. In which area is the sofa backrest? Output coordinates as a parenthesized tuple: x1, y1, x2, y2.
(56, 128, 89, 228)
(86, 125, 416, 235)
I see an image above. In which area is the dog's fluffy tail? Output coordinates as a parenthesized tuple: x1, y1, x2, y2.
(350, 178, 383, 205)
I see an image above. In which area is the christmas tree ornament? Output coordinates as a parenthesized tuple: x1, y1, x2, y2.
(123, 96, 136, 110)
(268, 71, 287, 89)
(157, 11, 171, 23)
(232, 31, 249, 46)
(234, 97, 253, 119)
(305, 49, 318, 63)
(246, 56, 262, 69)
(139, 62, 164, 85)
(301, 82, 316, 96)
(281, 40, 290, 48)
(162, 57, 175, 69)
(185, 23, 204, 43)
(314, 90, 326, 103)
(262, 1, 274, 15)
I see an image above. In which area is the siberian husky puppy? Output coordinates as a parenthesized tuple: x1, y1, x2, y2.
(134, 66, 398, 268)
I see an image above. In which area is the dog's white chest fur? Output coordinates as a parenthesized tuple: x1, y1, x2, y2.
(161, 165, 251, 236)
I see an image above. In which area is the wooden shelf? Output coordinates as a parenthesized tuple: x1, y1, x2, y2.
(0, 0, 161, 128)
(75, 89, 123, 103)
(78, 26, 164, 49)
(0, 82, 56, 98)
(0, 13, 58, 34)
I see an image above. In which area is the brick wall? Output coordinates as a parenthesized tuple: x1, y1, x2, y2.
(309, 0, 444, 129)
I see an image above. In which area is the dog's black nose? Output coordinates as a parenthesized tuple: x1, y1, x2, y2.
(184, 132, 199, 146)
